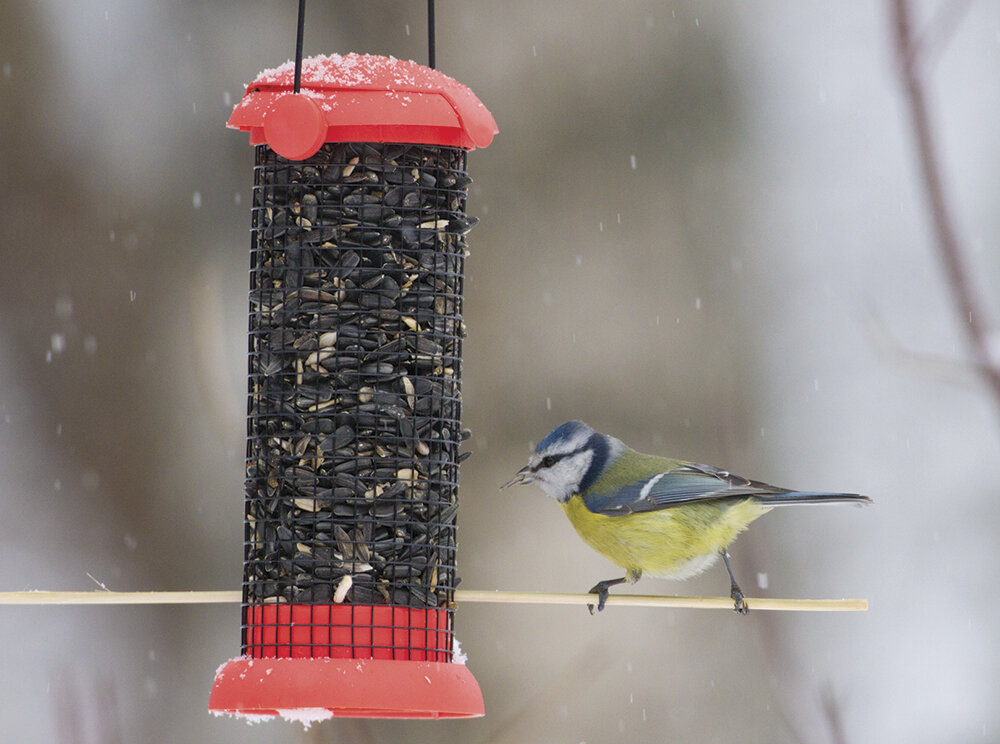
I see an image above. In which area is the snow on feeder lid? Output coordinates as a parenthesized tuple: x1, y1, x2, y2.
(226, 53, 498, 159)
(209, 53, 493, 721)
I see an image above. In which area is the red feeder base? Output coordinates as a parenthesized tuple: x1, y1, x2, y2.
(209, 656, 484, 720)
(210, 604, 482, 720)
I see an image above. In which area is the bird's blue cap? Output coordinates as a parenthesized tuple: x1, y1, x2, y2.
(536, 421, 593, 452)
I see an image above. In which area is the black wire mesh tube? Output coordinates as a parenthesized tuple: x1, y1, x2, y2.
(242, 141, 474, 660)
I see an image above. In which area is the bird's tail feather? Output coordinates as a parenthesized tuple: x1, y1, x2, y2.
(755, 491, 872, 506)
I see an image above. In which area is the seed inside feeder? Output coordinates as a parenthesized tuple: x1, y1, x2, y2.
(244, 142, 473, 611)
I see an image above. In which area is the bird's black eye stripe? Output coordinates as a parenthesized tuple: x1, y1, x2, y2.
(533, 445, 589, 472)
(532, 454, 563, 471)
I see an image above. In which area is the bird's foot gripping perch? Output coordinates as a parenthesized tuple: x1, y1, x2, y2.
(587, 577, 626, 614)
(587, 569, 641, 613)
(722, 549, 749, 615)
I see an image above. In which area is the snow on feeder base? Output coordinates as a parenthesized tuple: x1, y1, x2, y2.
(209, 54, 496, 721)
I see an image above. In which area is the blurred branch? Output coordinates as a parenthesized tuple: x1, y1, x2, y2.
(820, 684, 848, 744)
(741, 538, 847, 744)
(53, 670, 84, 744)
(905, 0, 976, 67)
(890, 0, 1000, 420)
(860, 304, 980, 387)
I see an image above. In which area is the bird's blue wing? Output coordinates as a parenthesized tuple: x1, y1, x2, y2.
(583, 463, 783, 516)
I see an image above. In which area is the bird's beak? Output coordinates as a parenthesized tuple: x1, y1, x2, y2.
(500, 465, 533, 490)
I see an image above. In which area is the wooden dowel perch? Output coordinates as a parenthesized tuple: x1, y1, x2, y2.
(457, 590, 867, 612)
(0, 589, 867, 611)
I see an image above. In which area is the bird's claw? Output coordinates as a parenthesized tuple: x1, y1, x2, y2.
(731, 587, 749, 615)
(587, 582, 611, 614)
(721, 550, 749, 616)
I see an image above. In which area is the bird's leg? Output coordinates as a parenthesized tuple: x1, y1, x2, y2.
(587, 569, 641, 614)
(587, 576, 627, 614)
(721, 550, 749, 615)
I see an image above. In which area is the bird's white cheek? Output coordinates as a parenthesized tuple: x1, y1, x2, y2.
(534, 475, 561, 500)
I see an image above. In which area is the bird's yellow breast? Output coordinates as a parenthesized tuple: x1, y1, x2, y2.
(560, 494, 770, 579)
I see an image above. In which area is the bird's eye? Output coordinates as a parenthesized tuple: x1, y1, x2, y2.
(541, 455, 559, 468)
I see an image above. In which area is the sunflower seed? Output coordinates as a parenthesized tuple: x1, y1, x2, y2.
(333, 574, 353, 603)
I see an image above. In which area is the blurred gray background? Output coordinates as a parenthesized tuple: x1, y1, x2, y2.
(2, 1, 999, 742)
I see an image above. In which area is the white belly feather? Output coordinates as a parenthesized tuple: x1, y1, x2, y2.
(644, 552, 720, 581)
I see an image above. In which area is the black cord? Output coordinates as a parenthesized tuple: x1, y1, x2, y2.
(427, 0, 436, 69)
(294, 0, 307, 93)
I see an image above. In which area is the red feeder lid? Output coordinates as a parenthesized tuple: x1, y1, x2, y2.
(227, 53, 498, 159)
(209, 657, 485, 721)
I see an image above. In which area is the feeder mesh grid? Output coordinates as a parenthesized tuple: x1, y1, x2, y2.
(242, 142, 474, 661)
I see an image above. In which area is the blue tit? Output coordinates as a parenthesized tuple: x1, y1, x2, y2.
(501, 421, 871, 614)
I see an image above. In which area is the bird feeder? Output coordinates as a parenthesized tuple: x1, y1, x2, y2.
(209, 53, 496, 721)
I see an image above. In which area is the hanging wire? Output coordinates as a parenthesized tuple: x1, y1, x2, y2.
(294, 0, 307, 93)
(295, 0, 432, 82)
(427, 0, 436, 69)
